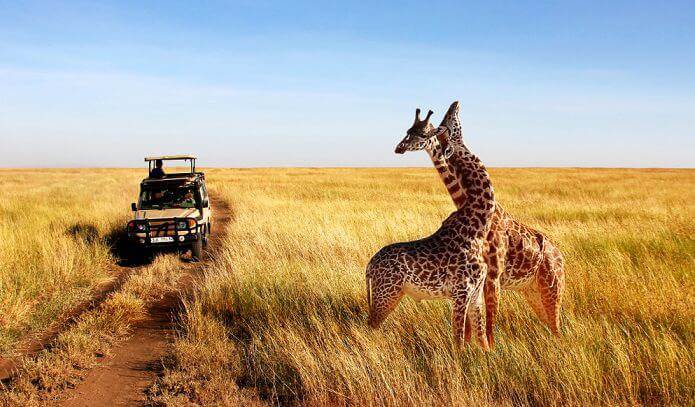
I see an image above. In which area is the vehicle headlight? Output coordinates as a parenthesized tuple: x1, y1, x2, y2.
(128, 222, 147, 232)
(177, 219, 196, 230)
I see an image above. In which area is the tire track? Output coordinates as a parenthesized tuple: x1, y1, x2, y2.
(0, 227, 152, 381)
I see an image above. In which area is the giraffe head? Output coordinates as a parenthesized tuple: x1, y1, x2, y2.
(395, 102, 464, 157)
(394, 108, 438, 154)
(435, 101, 465, 158)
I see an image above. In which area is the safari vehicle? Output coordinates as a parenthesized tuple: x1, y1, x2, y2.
(127, 155, 212, 261)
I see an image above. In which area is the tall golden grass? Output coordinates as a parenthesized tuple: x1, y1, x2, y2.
(0, 169, 140, 354)
(1, 168, 693, 405)
(153, 168, 694, 405)
(2, 254, 190, 405)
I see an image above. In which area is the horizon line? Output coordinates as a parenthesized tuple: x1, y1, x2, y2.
(1, 166, 693, 170)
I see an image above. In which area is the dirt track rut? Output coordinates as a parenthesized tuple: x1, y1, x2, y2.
(0, 243, 142, 380)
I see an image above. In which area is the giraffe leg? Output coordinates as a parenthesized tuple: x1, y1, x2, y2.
(537, 250, 565, 335)
(521, 284, 549, 326)
(483, 277, 501, 350)
(452, 293, 472, 348)
(483, 227, 505, 349)
(453, 266, 489, 351)
(367, 277, 404, 328)
(464, 317, 472, 344)
(467, 284, 489, 351)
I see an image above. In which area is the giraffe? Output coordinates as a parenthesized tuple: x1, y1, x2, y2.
(366, 109, 497, 349)
(395, 101, 565, 348)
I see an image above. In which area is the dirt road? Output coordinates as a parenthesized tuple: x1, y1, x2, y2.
(55, 196, 231, 406)
(0, 241, 143, 380)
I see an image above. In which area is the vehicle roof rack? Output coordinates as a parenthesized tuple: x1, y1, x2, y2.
(145, 155, 197, 174)
(144, 155, 197, 161)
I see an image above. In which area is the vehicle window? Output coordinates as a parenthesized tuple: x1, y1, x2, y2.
(140, 186, 198, 209)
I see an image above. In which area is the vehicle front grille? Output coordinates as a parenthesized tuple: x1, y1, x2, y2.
(147, 220, 193, 237)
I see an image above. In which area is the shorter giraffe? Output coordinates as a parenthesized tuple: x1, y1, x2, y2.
(395, 102, 565, 348)
(366, 109, 496, 349)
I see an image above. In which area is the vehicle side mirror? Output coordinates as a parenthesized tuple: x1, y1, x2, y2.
(202, 199, 209, 208)
(131, 202, 137, 211)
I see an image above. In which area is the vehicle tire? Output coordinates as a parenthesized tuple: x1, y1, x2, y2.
(191, 235, 203, 261)
(126, 243, 151, 265)
(143, 248, 155, 263)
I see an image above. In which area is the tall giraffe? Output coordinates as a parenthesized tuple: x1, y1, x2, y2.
(395, 102, 565, 348)
(366, 109, 496, 349)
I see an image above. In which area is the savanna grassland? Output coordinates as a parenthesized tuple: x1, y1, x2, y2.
(0, 169, 142, 354)
(153, 168, 694, 406)
(1, 168, 694, 406)
(1, 168, 195, 405)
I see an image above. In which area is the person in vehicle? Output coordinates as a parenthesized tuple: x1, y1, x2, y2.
(150, 159, 166, 178)
(181, 190, 196, 207)
(150, 190, 165, 206)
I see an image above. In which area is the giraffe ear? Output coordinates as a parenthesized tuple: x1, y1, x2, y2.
(443, 143, 454, 159)
(430, 126, 452, 158)
(428, 126, 447, 142)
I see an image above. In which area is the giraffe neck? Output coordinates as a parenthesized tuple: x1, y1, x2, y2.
(432, 101, 478, 211)
(441, 137, 495, 237)
(425, 144, 466, 209)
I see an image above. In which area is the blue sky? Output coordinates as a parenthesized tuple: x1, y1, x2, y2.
(1, 1, 693, 167)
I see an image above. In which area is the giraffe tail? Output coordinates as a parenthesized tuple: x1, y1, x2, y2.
(367, 277, 373, 311)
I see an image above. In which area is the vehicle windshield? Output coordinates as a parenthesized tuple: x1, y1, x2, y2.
(139, 185, 198, 210)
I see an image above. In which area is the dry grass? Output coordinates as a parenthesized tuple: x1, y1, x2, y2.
(1, 254, 188, 405)
(1, 168, 693, 405)
(0, 169, 142, 354)
(0, 168, 189, 404)
(153, 168, 694, 406)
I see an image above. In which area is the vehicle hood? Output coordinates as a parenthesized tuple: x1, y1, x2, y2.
(135, 208, 201, 220)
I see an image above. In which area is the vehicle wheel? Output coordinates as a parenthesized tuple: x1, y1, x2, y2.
(191, 235, 203, 261)
(125, 242, 151, 265)
(132, 247, 153, 264)
(121, 241, 135, 263)
(143, 248, 155, 263)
